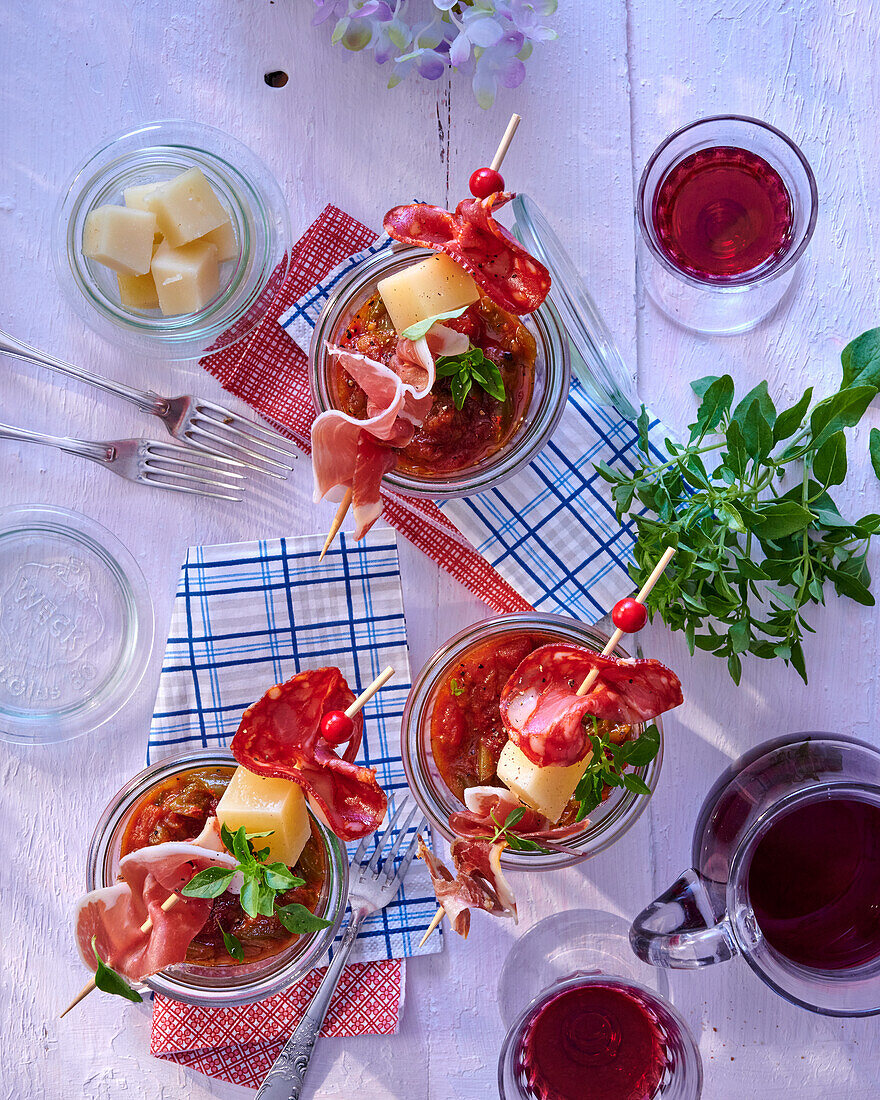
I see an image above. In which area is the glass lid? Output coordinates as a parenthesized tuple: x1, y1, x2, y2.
(0, 505, 154, 744)
(512, 193, 639, 420)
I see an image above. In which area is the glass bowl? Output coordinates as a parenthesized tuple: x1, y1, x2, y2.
(53, 120, 291, 360)
(85, 749, 349, 1007)
(308, 245, 570, 499)
(0, 504, 153, 745)
(401, 613, 664, 870)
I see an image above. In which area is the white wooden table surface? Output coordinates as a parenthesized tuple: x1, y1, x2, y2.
(2, 1, 879, 1096)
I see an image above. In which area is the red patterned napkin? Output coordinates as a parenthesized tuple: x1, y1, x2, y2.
(200, 204, 529, 615)
(152, 959, 403, 1089)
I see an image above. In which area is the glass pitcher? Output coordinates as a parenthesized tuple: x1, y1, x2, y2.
(630, 733, 880, 1016)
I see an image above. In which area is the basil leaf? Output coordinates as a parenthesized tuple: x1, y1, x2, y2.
(773, 387, 813, 443)
(276, 903, 333, 935)
(812, 431, 847, 487)
(840, 327, 880, 392)
(181, 866, 237, 899)
(624, 724, 660, 766)
(622, 773, 652, 796)
(221, 928, 245, 962)
(871, 428, 880, 482)
(752, 502, 814, 540)
(810, 385, 877, 449)
(732, 381, 776, 431)
(231, 825, 256, 867)
(91, 937, 143, 1004)
(473, 359, 506, 402)
(693, 374, 734, 436)
(220, 822, 237, 855)
(435, 358, 465, 378)
(399, 305, 470, 340)
(264, 864, 304, 891)
(503, 806, 526, 829)
(450, 372, 472, 410)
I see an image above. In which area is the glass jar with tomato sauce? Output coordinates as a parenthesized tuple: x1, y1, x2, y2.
(86, 748, 348, 1007)
(401, 614, 664, 871)
(309, 245, 570, 498)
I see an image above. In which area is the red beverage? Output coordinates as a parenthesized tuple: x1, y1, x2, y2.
(652, 145, 793, 281)
(517, 983, 665, 1100)
(747, 797, 880, 970)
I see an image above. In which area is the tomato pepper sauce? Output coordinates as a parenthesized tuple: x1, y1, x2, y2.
(429, 633, 634, 826)
(334, 292, 536, 476)
(121, 766, 326, 966)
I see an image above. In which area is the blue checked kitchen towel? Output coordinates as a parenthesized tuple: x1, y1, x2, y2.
(148, 527, 442, 962)
(281, 234, 666, 625)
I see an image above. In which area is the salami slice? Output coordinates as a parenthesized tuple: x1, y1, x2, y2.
(231, 667, 387, 842)
(383, 193, 551, 315)
(500, 644, 683, 767)
(417, 835, 516, 938)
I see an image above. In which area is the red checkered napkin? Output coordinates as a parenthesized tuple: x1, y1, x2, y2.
(200, 204, 530, 615)
(152, 959, 404, 1089)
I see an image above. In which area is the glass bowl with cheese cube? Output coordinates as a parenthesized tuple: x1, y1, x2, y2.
(401, 614, 665, 871)
(86, 748, 347, 1007)
(53, 121, 291, 359)
(309, 243, 570, 498)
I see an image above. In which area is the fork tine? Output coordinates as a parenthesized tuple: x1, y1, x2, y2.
(143, 464, 246, 493)
(143, 442, 249, 479)
(137, 476, 243, 502)
(378, 804, 421, 885)
(195, 402, 300, 460)
(360, 800, 408, 878)
(190, 414, 295, 466)
(184, 428, 288, 478)
(185, 423, 291, 477)
(386, 823, 427, 893)
(349, 832, 373, 868)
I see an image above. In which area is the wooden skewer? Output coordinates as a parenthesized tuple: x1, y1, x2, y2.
(490, 114, 522, 173)
(420, 548, 676, 946)
(318, 488, 353, 563)
(576, 546, 676, 696)
(61, 665, 398, 1017)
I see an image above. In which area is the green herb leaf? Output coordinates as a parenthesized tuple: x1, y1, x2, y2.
(622, 724, 660, 766)
(810, 385, 877, 449)
(752, 502, 814, 540)
(221, 928, 245, 962)
(399, 305, 470, 340)
(449, 678, 464, 696)
(241, 875, 276, 919)
(276, 903, 333, 935)
(870, 428, 880, 482)
(91, 937, 143, 1004)
(692, 374, 734, 438)
(622, 773, 652, 796)
(181, 866, 237, 899)
(812, 431, 847, 487)
(263, 863, 305, 892)
(840, 327, 880, 392)
(773, 387, 813, 442)
(450, 372, 472, 410)
(436, 346, 507, 409)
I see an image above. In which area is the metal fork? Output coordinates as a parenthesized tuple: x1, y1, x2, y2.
(256, 800, 427, 1100)
(0, 422, 246, 501)
(0, 328, 298, 478)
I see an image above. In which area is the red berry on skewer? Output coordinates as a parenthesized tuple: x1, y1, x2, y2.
(469, 167, 504, 199)
(612, 598, 648, 633)
(320, 709, 354, 744)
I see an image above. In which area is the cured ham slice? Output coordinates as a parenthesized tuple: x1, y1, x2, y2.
(418, 835, 516, 938)
(500, 644, 683, 768)
(448, 785, 583, 845)
(74, 842, 238, 983)
(232, 667, 387, 842)
(384, 194, 551, 315)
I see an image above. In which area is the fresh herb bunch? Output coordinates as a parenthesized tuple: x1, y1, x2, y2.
(436, 347, 506, 410)
(597, 328, 880, 684)
(573, 721, 660, 819)
(183, 823, 332, 960)
(481, 806, 549, 852)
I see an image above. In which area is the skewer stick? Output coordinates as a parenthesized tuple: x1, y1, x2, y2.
(61, 666, 399, 1017)
(576, 547, 676, 696)
(490, 114, 522, 172)
(418, 906, 445, 949)
(318, 488, 353, 563)
(60, 893, 182, 1017)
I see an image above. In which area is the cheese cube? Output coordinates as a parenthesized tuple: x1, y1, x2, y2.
(83, 204, 157, 276)
(496, 740, 591, 824)
(216, 767, 311, 868)
(198, 219, 238, 263)
(117, 270, 160, 311)
(123, 181, 165, 212)
(378, 253, 479, 334)
(151, 239, 219, 316)
(145, 167, 229, 247)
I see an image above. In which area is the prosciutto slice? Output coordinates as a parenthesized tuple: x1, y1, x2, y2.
(418, 835, 517, 938)
(383, 194, 551, 315)
(500, 644, 683, 767)
(231, 667, 387, 841)
(74, 842, 238, 983)
(448, 785, 583, 846)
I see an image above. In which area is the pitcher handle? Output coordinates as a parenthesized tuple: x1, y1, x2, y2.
(630, 868, 738, 969)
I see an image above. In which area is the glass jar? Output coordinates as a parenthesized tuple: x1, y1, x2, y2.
(308, 245, 570, 498)
(401, 613, 664, 870)
(86, 748, 348, 1007)
(53, 120, 291, 360)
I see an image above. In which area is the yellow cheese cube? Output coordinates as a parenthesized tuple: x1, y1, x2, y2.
(496, 740, 591, 824)
(377, 253, 479, 334)
(83, 204, 157, 276)
(117, 270, 160, 311)
(151, 239, 220, 316)
(123, 181, 165, 212)
(145, 167, 229, 248)
(216, 766, 311, 868)
(198, 219, 238, 263)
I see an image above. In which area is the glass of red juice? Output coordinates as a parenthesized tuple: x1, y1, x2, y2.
(631, 733, 880, 1016)
(497, 910, 702, 1100)
(636, 116, 817, 334)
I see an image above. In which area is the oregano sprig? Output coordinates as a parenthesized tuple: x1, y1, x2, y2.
(596, 327, 880, 684)
(573, 722, 660, 819)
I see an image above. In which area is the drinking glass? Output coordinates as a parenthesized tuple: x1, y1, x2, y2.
(637, 115, 818, 334)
